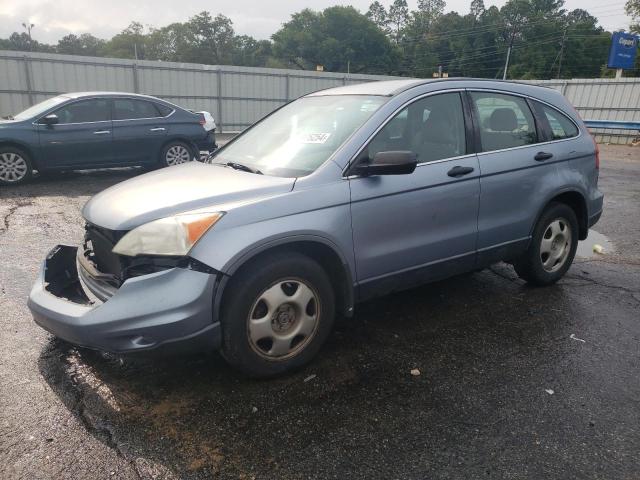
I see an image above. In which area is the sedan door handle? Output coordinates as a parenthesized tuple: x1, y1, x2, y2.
(447, 166, 475, 178)
(93, 130, 110, 135)
(149, 127, 166, 132)
(534, 151, 553, 161)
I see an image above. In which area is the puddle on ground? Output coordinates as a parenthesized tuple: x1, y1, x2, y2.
(576, 230, 614, 258)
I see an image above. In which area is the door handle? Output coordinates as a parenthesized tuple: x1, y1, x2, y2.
(534, 151, 553, 161)
(93, 130, 110, 135)
(149, 127, 166, 132)
(447, 166, 474, 178)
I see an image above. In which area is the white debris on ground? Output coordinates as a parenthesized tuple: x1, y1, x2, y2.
(545, 389, 555, 395)
(570, 334, 586, 343)
(410, 369, 421, 376)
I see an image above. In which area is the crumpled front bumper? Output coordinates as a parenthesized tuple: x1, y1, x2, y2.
(27, 245, 221, 354)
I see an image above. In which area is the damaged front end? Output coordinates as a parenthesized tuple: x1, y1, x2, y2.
(29, 226, 223, 354)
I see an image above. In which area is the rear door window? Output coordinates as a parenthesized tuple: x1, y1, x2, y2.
(538, 103, 579, 140)
(470, 92, 537, 152)
(52, 98, 110, 124)
(113, 99, 162, 120)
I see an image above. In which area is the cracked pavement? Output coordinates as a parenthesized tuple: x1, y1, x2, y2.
(1, 145, 639, 479)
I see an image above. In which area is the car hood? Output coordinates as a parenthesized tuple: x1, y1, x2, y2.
(82, 162, 295, 230)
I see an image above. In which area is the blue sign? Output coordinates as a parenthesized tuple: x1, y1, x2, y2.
(607, 32, 638, 70)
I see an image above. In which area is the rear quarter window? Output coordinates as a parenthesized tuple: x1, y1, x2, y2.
(155, 103, 173, 117)
(537, 103, 579, 140)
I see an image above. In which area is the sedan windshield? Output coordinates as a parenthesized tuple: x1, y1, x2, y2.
(212, 95, 386, 177)
(13, 95, 70, 121)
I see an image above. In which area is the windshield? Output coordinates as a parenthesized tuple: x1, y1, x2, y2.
(212, 95, 386, 177)
(13, 95, 70, 121)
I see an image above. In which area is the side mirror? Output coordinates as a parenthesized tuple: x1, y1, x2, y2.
(355, 151, 418, 176)
(39, 114, 59, 126)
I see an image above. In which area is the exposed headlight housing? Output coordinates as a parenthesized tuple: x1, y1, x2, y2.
(112, 212, 224, 257)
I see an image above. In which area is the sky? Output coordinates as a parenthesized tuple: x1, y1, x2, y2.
(0, 0, 632, 44)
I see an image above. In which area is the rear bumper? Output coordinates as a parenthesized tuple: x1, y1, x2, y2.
(28, 245, 221, 354)
(196, 130, 217, 151)
(588, 189, 604, 229)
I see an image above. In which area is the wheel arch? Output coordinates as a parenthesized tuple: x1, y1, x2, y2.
(0, 140, 38, 169)
(534, 189, 588, 240)
(214, 238, 355, 324)
(160, 137, 198, 161)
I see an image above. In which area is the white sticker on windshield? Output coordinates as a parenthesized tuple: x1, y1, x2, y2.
(301, 133, 331, 144)
(360, 103, 380, 112)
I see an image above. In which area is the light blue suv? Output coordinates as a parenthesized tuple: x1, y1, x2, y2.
(28, 79, 603, 377)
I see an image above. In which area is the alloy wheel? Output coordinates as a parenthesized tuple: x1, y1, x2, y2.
(165, 145, 191, 165)
(0, 152, 28, 183)
(247, 279, 321, 360)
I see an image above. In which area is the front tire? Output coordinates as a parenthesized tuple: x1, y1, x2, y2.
(0, 147, 32, 186)
(513, 202, 578, 286)
(221, 252, 335, 377)
(161, 141, 193, 167)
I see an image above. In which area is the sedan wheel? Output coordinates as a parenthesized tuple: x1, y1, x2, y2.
(0, 151, 31, 185)
(164, 144, 192, 166)
(247, 279, 321, 360)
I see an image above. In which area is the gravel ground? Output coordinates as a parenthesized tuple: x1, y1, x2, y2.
(1, 144, 639, 479)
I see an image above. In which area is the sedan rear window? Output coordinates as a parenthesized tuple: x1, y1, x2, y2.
(114, 99, 162, 120)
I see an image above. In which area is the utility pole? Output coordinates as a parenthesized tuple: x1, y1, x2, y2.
(502, 28, 516, 80)
(21, 22, 35, 51)
(557, 26, 568, 79)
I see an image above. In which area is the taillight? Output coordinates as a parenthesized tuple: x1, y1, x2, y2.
(198, 114, 206, 126)
(590, 132, 600, 169)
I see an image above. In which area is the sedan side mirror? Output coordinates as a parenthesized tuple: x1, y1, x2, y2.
(355, 151, 418, 176)
(39, 114, 59, 126)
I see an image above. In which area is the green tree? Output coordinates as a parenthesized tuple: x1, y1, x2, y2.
(388, 0, 410, 43)
(272, 6, 396, 72)
(187, 12, 236, 64)
(366, 1, 390, 35)
(415, 0, 446, 30)
(104, 22, 147, 59)
(57, 34, 105, 56)
(470, 0, 486, 20)
(626, 0, 640, 33)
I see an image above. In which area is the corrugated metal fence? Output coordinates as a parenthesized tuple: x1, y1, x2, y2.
(1, 50, 638, 143)
(525, 79, 640, 144)
(0, 50, 396, 133)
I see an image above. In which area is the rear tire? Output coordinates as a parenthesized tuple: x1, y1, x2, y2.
(0, 147, 32, 186)
(220, 252, 335, 378)
(513, 202, 578, 286)
(161, 141, 193, 167)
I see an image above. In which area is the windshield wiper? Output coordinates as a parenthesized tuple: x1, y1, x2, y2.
(215, 161, 262, 175)
(3, 115, 14, 120)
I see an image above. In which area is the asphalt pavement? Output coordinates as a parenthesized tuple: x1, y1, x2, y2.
(1, 145, 639, 479)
